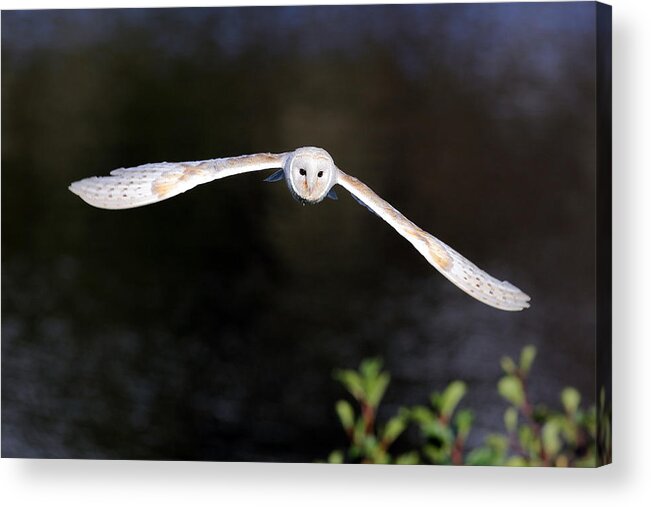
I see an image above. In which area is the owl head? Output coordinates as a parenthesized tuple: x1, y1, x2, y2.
(284, 146, 337, 204)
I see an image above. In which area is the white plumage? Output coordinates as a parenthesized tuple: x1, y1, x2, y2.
(69, 146, 530, 311)
(69, 154, 288, 209)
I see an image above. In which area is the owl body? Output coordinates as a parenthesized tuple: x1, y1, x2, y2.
(69, 146, 530, 311)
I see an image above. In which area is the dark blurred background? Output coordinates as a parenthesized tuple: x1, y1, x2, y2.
(2, 3, 598, 461)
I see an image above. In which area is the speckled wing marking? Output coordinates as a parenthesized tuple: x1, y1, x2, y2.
(336, 169, 530, 311)
(69, 153, 288, 210)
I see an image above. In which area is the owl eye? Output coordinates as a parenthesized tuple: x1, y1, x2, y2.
(318, 171, 324, 178)
(299, 168, 306, 176)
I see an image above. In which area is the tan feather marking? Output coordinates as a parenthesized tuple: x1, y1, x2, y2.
(406, 228, 452, 271)
(152, 173, 183, 198)
(151, 166, 209, 197)
(179, 166, 209, 181)
(223, 153, 280, 168)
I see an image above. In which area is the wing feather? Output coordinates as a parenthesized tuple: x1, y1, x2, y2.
(69, 153, 288, 210)
(336, 169, 530, 311)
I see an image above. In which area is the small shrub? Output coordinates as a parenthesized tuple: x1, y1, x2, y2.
(325, 346, 609, 467)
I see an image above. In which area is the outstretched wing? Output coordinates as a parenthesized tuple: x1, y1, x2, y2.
(336, 169, 530, 311)
(69, 152, 288, 209)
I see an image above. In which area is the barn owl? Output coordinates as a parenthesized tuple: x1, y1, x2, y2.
(69, 146, 530, 311)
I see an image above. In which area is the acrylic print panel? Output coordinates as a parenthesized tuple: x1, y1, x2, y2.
(1, 2, 611, 466)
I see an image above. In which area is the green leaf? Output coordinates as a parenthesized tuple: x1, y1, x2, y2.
(504, 407, 518, 433)
(519, 425, 537, 455)
(429, 391, 442, 411)
(382, 415, 407, 446)
(360, 357, 382, 380)
(542, 419, 563, 457)
(455, 409, 474, 441)
(395, 451, 420, 465)
(560, 416, 578, 445)
(361, 434, 379, 457)
(327, 450, 344, 464)
(335, 400, 355, 431)
(466, 446, 502, 466)
(497, 375, 525, 408)
(440, 381, 467, 420)
(573, 455, 598, 468)
(466, 434, 508, 466)
(485, 434, 509, 455)
(505, 456, 528, 467)
(582, 406, 597, 438)
(367, 371, 390, 408)
(421, 419, 454, 448)
(373, 450, 391, 464)
(561, 387, 581, 415)
(423, 444, 449, 464)
(352, 417, 366, 445)
(500, 356, 517, 375)
(519, 345, 537, 374)
(348, 443, 362, 460)
(410, 405, 435, 426)
(334, 369, 364, 400)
